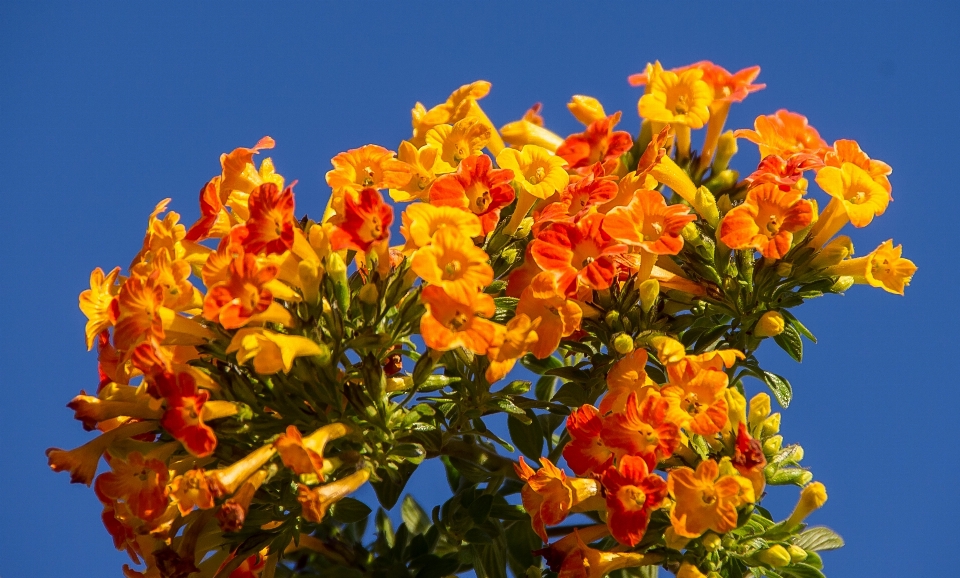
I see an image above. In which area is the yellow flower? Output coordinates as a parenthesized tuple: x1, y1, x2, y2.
(425, 117, 492, 174)
(79, 266, 120, 350)
(500, 104, 563, 151)
(567, 95, 607, 125)
(226, 328, 327, 374)
(485, 314, 540, 383)
(785, 482, 828, 527)
(411, 227, 493, 303)
(497, 144, 570, 234)
(826, 239, 917, 295)
(389, 141, 440, 203)
(638, 64, 713, 129)
(297, 468, 371, 523)
(754, 311, 786, 337)
(400, 203, 483, 251)
(808, 162, 891, 247)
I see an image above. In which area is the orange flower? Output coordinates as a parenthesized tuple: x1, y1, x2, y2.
(827, 239, 917, 295)
(389, 140, 440, 203)
(667, 459, 754, 537)
(95, 452, 170, 522)
(426, 116, 492, 173)
(637, 65, 712, 129)
(601, 392, 680, 470)
(154, 371, 217, 457)
(169, 468, 215, 516)
(732, 423, 767, 498)
(808, 162, 891, 246)
(718, 184, 814, 259)
(274, 423, 351, 480)
(661, 357, 730, 436)
(515, 273, 583, 359)
(745, 153, 824, 190)
(329, 187, 394, 252)
(556, 529, 660, 578)
(603, 190, 696, 255)
(534, 164, 618, 231)
(555, 112, 633, 172)
(185, 177, 234, 242)
(420, 285, 499, 354)
(202, 253, 277, 329)
(735, 110, 828, 158)
(400, 203, 483, 251)
(515, 457, 602, 542)
(297, 468, 371, 523)
(80, 266, 121, 350)
(601, 455, 668, 546)
(241, 182, 296, 256)
(411, 81, 496, 147)
(412, 227, 493, 302)
(113, 274, 165, 351)
(428, 154, 515, 234)
(325, 144, 413, 197)
(46, 420, 157, 486)
(562, 405, 615, 477)
(600, 348, 657, 414)
(823, 139, 892, 194)
(219, 137, 284, 221)
(485, 314, 540, 383)
(530, 212, 627, 296)
(143, 248, 200, 312)
(629, 61, 765, 103)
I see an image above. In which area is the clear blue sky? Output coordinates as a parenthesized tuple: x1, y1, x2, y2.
(2, 2, 957, 577)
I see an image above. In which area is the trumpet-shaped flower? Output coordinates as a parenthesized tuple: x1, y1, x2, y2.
(420, 286, 499, 354)
(242, 182, 296, 255)
(735, 110, 828, 158)
(203, 253, 277, 329)
(515, 457, 602, 542)
(226, 328, 327, 374)
(515, 273, 583, 359)
(638, 65, 712, 129)
(555, 112, 633, 171)
(667, 459, 754, 538)
(185, 177, 234, 241)
(530, 212, 627, 296)
(601, 392, 680, 470)
(154, 371, 217, 457)
(298, 468, 371, 523)
(661, 358, 730, 436)
(80, 266, 120, 350)
(325, 144, 413, 197)
(401, 203, 483, 251)
(425, 117, 492, 173)
(557, 530, 661, 578)
(412, 227, 493, 302)
(732, 423, 767, 497)
(46, 420, 157, 486)
(816, 163, 890, 227)
(497, 145, 570, 200)
(169, 468, 215, 516)
(96, 452, 170, 522)
(567, 95, 608, 125)
(827, 239, 917, 295)
(745, 153, 823, 190)
(113, 274, 166, 351)
(428, 154, 515, 234)
(600, 348, 657, 414)
(274, 423, 351, 480)
(485, 314, 540, 383)
(500, 103, 564, 151)
(329, 187, 394, 252)
(603, 189, 696, 255)
(823, 139, 892, 194)
(601, 455, 668, 546)
(219, 137, 283, 221)
(562, 405, 615, 477)
(411, 80, 492, 146)
(389, 141, 441, 203)
(718, 184, 814, 259)
(534, 164, 618, 230)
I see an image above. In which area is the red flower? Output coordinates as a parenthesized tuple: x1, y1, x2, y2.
(562, 405, 614, 477)
(155, 371, 217, 457)
(329, 187, 393, 252)
(534, 164, 618, 232)
(242, 182, 296, 255)
(185, 177, 231, 242)
(202, 252, 277, 329)
(601, 455, 667, 546)
(600, 392, 681, 471)
(429, 154, 515, 234)
(745, 153, 823, 190)
(95, 452, 170, 522)
(529, 212, 627, 297)
(556, 112, 633, 172)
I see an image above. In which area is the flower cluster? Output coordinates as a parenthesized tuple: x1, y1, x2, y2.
(52, 64, 913, 578)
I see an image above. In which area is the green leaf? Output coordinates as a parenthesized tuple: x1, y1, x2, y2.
(507, 411, 544, 461)
(763, 371, 793, 408)
(793, 526, 845, 552)
(493, 398, 529, 421)
(520, 354, 564, 375)
(372, 461, 418, 509)
(401, 495, 431, 535)
(773, 323, 803, 362)
(468, 494, 494, 524)
(330, 496, 372, 523)
(464, 528, 493, 544)
(497, 380, 531, 395)
(551, 381, 588, 407)
(781, 310, 816, 343)
(534, 375, 556, 402)
(781, 564, 827, 578)
(391, 443, 426, 464)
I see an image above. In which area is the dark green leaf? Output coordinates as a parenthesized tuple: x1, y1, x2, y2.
(401, 495, 431, 535)
(464, 528, 494, 544)
(551, 382, 588, 407)
(781, 310, 816, 343)
(330, 497, 372, 523)
(497, 380, 531, 395)
(773, 323, 803, 362)
(534, 375, 556, 402)
(508, 411, 544, 461)
(763, 371, 793, 408)
(520, 354, 563, 375)
(372, 461, 418, 509)
(781, 564, 827, 578)
(468, 494, 494, 524)
(793, 526, 845, 552)
(493, 398, 529, 421)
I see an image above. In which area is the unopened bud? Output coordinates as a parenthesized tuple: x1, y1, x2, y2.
(786, 482, 828, 527)
(613, 333, 635, 355)
(327, 252, 350, 313)
(712, 131, 738, 173)
(761, 413, 781, 437)
(702, 533, 722, 552)
(693, 186, 720, 228)
(811, 235, 854, 269)
(766, 466, 813, 486)
(775, 261, 793, 277)
(500, 248, 519, 265)
(639, 279, 660, 314)
(604, 310, 621, 327)
(763, 435, 783, 456)
(754, 311, 785, 338)
(385, 375, 413, 393)
(567, 95, 607, 125)
(680, 221, 703, 247)
(647, 335, 686, 364)
(787, 545, 807, 563)
(515, 217, 535, 238)
(716, 194, 733, 215)
(756, 545, 791, 568)
(830, 275, 855, 293)
(773, 444, 804, 465)
(359, 283, 379, 305)
(748, 393, 771, 430)
(664, 527, 691, 551)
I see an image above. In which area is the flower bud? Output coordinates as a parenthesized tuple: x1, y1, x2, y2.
(515, 217, 535, 238)
(385, 375, 413, 392)
(788, 545, 807, 563)
(677, 563, 707, 578)
(748, 393, 771, 431)
(693, 186, 720, 228)
(756, 545, 791, 568)
(754, 311, 785, 338)
(775, 261, 793, 277)
(716, 194, 733, 215)
(612, 333, 635, 355)
(326, 252, 350, 313)
(664, 527, 691, 551)
(702, 533, 722, 552)
(766, 466, 813, 486)
(358, 283, 379, 305)
(810, 235, 854, 269)
(604, 310, 621, 327)
(500, 248, 519, 265)
(680, 221, 703, 247)
(567, 95, 607, 125)
(830, 275, 855, 293)
(761, 413, 781, 437)
(762, 435, 783, 456)
(786, 482, 827, 527)
(712, 131, 738, 173)
(639, 279, 660, 314)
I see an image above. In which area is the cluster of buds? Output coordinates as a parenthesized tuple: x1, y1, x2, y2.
(50, 62, 912, 578)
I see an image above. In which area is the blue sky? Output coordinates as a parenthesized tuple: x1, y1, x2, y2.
(2, 2, 958, 577)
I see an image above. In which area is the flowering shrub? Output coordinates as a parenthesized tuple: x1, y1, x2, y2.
(51, 62, 915, 578)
